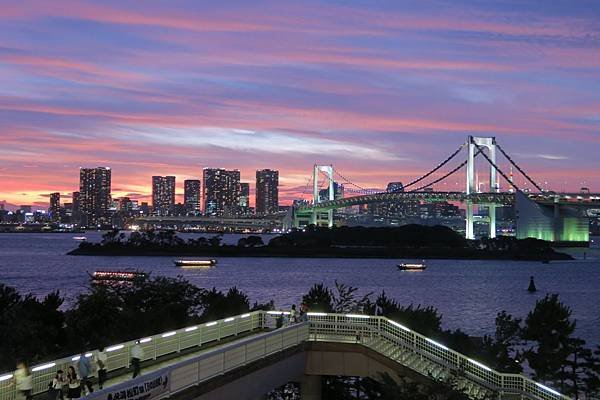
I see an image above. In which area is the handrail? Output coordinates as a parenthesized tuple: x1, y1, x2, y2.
(306, 313, 569, 400)
(0, 311, 265, 400)
(0, 311, 569, 400)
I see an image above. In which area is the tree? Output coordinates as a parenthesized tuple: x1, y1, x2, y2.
(302, 283, 333, 312)
(237, 236, 264, 248)
(480, 311, 523, 373)
(302, 281, 371, 314)
(375, 291, 442, 337)
(522, 294, 576, 388)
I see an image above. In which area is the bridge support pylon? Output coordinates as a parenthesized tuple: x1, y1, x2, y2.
(466, 136, 499, 239)
(313, 165, 334, 228)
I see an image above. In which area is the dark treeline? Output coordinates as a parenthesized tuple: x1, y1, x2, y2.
(2, 278, 598, 399)
(69, 226, 571, 260)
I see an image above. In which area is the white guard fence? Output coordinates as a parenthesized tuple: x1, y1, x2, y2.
(0, 311, 569, 400)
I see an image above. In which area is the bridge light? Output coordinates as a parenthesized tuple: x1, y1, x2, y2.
(106, 344, 124, 352)
(389, 320, 411, 332)
(425, 338, 448, 350)
(162, 331, 177, 338)
(468, 358, 492, 371)
(535, 383, 561, 396)
(345, 314, 369, 319)
(32, 363, 56, 372)
(0, 374, 13, 382)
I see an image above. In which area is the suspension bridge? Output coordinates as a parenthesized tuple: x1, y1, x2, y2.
(290, 136, 600, 243)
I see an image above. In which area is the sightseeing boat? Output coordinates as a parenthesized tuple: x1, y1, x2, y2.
(91, 270, 147, 284)
(173, 259, 217, 267)
(72, 236, 87, 241)
(397, 261, 427, 271)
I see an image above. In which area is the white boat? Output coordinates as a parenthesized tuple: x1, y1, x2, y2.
(174, 259, 217, 267)
(397, 261, 426, 271)
(73, 236, 87, 241)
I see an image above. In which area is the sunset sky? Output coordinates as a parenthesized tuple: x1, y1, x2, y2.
(1, 1, 599, 208)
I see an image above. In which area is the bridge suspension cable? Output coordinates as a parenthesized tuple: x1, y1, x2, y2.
(473, 143, 520, 192)
(495, 143, 544, 192)
(409, 149, 481, 192)
(397, 144, 466, 191)
(331, 167, 380, 194)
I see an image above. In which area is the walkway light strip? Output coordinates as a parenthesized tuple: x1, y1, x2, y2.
(345, 314, 369, 319)
(71, 356, 81, 361)
(468, 358, 492, 372)
(162, 331, 177, 338)
(389, 320, 411, 332)
(0, 374, 12, 382)
(106, 344, 124, 352)
(184, 326, 198, 332)
(425, 338, 449, 350)
(31, 363, 56, 372)
(140, 337, 152, 343)
(240, 314, 251, 318)
(306, 312, 327, 316)
(535, 382, 561, 396)
(205, 321, 217, 327)
(224, 317, 235, 322)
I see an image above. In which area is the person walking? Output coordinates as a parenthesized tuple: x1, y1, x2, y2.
(66, 366, 81, 400)
(49, 370, 66, 400)
(289, 304, 297, 324)
(95, 347, 108, 390)
(130, 341, 144, 378)
(77, 353, 93, 395)
(14, 361, 33, 400)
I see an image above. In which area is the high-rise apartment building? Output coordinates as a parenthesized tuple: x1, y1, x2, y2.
(152, 176, 176, 216)
(184, 179, 201, 213)
(49, 192, 61, 222)
(255, 169, 279, 214)
(79, 167, 111, 226)
(203, 168, 240, 215)
(239, 182, 250, 214)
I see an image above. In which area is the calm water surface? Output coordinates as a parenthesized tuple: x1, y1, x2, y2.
(0, 233, 598, 344)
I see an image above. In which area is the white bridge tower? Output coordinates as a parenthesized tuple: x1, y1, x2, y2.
(312, 165, 334, 227)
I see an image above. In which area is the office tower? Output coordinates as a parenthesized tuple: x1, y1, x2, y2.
(49, 192, 61, 222)
(239, 182, 250, 214)
(203, 168, 240, 215)
(79, 167, 111, 226)
(71, 191, 80, 224)
(319, 181, 344, 202)
(255, 169, 279, 214)
(152, 176, 176, 216)
(184, 179, 201, 213)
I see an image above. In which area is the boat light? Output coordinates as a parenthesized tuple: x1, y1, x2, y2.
(32, 363, 56, 372)
(106, 344, 124, 352)
(184, 326, 198, 332)
(468, 358, 492, 371)
(240, 313, 251, 318)
(205, 321, 217, 327)
(224, 317, 235, 322)
(389, 320, 411, 332)
(0, 374, 13, 382)
(162, 331, 177, 338)
(345, 314, 369, 319)
(140, 337, 152, 343)
(425, 338, 448, 350)
(535, 383, 561, 396)
(307, 312, 327, 316)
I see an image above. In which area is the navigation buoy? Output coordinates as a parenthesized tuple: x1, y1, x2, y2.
(528, 276, 537, 293)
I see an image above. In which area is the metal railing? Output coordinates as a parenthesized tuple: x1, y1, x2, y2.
(0, 311, 569, 400)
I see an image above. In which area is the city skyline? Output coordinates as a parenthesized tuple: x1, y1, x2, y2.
(1, 1, 600, 207)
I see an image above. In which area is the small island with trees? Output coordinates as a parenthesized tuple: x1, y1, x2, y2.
(68, 225, 572, 261)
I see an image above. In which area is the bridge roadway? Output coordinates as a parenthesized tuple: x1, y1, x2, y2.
(0, 311, 570, 400)
(295, 191, 600, 213)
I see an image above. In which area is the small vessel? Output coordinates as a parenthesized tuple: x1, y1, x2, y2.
(397, 261, 427, 271)
(73, 236, 87, 241)
(174, 259, 217, 267)
(91, 270, 146, 283)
